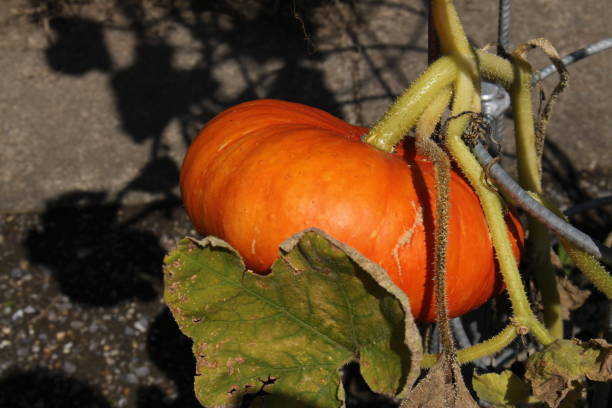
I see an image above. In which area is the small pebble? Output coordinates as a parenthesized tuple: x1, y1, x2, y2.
(11, 309, 24, 321)
(24, 305, 36, 314)
(63, 361, 77, 375)
(134, 366, 150, 377)
(125, 373, 138, 384)
(70, 320, 84, 329)
(10, 268, 23, 279)
(16, 330, 27, 340)
(134, 318, 148, 333)
(56, 331, 66, 341)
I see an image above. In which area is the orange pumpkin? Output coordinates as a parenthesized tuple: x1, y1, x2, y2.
(180, 99, 523, 322)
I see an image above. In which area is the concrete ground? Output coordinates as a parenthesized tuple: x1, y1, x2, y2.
(0, 1, 610, 407)
(0, 0, 610, 214)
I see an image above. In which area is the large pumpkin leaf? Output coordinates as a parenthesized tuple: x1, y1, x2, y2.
(163, 228, 421, 408)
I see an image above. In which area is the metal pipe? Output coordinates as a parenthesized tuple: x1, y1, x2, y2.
(471, 142, 612, 265)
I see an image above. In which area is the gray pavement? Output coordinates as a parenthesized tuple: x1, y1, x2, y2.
(1, 0, 610, 214)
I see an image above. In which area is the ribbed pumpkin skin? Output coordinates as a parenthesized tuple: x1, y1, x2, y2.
(180, 99, 522, 322)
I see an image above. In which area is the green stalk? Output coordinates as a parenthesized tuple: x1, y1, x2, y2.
(362, 48, 515, 155)
(562, 239, 612, 299)
(364, 0, 554, 349)
(544, 202, 612, 299)
(363, 56, 458, 152)
(432, 0, 558, 340)
(431, 0, 474, 59)
(510, 57, 562, 338)
(477, 50, 515, 87)
(446, 70, 553, 344)
(422, 324, 518, 368)
(416, 87, 453, 138)
(432, 0, 553, 344)
(529, 224, 562, 337)
(510, 57, 542, 191)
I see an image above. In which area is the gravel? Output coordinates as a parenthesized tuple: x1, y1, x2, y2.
(0, 204, 203, 408)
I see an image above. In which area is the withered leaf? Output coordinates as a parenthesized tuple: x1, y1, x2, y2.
(525, 338, 612, 408)
(557, 277, 590, 320)
(399, 355, 478, 408)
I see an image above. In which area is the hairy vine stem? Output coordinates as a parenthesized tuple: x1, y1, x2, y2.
(431, 0, 554, 345)
(361, 0, 608, 376)
(365, 0, 559, 361)
(422, 324, 518, 368)
(415, 88, 455, 360)
(364, 56, 458, 152)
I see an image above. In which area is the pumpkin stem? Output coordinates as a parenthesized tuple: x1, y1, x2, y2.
(363, 56, 458, 153)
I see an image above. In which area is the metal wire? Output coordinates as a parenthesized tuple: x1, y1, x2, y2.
(489, 0, 512, 164)
(471, 141, 612, 265)
(451, 318, 472, 349)
(477, 35, 612, 265)
(533, 37, 612, 83)
(497, 0, 512, 52)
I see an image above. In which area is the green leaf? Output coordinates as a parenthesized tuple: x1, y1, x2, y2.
(525, 338, 612, 408)
(472, 370, 532, 407)
(163, 228, 420, 408)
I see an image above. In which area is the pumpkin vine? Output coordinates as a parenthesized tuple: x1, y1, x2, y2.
(364, 0, 611, 366)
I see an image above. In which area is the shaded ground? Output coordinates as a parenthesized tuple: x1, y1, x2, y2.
(0, 0, 610, 407)
(0, 202, 203, 407)
(1, 0, 610, 213)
